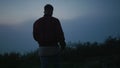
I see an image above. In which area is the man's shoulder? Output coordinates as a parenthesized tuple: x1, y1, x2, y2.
(36, 17, 45, 21)
(50, 17, 60, 24)
(34, 16, 60, 25)
(51, 16, 59, 21)
(34, 17, 45, 23)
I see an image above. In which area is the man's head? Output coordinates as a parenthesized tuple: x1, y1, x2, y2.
(44, 4, 54, 16)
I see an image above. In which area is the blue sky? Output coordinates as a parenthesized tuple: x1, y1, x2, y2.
(0, 0, 120, 54)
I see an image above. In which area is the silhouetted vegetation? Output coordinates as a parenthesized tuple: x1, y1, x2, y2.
(0, 36, 120, 68)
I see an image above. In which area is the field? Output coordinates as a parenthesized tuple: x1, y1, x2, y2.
(0, 36, 120, 68)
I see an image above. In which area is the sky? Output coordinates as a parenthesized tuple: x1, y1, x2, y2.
(0, 0, 120, 54)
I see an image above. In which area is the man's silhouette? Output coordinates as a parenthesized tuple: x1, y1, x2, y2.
(33, 4, 66, 68)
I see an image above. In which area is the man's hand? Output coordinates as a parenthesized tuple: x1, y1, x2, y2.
(60, 41, 66, 51)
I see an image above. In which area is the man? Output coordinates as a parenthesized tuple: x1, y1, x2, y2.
(33, 4, 66, 68)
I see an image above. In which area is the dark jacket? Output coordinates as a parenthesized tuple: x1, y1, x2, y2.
(33, 15, 66, 47)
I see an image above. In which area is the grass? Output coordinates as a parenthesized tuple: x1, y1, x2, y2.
(17, 60, 119, 68)
(17, 62, 83, 68)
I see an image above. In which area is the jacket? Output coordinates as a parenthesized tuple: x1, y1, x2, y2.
(33, 15, 66, 47)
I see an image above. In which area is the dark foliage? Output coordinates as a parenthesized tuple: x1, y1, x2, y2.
(0, 36, 120, 68)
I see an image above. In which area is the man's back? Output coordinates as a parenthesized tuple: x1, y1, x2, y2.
(33, 15, 65, 46)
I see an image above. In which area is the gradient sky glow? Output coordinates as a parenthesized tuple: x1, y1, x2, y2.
(0, 0, 120, 54)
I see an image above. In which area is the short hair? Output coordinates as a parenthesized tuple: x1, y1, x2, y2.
(44, 4, 53, 12)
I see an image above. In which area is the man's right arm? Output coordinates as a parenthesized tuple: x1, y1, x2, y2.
(56, 19, 66, 50)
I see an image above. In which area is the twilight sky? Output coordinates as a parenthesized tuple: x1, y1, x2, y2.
(0, 0, 120, 54)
